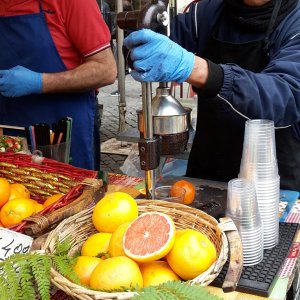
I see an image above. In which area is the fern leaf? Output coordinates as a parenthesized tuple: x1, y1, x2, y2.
(29, 254, 51, 300)
(53, 236, 73, 256)
(0, 238, 77, 300)
(52, 255, 80, 285)
(0, 265, 11, 300)
(19, 261, 36, 300)
(132, 281, 223, 300)
(3, 260, 23, 300)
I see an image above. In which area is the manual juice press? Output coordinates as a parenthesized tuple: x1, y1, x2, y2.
(117, 1, 191, 198)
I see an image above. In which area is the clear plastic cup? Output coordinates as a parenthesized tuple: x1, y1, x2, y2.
(226, 179, 259, 218)
(29, 141, 71, 163)
(240, 119, 278, 180)
(226, 178, 264, 265)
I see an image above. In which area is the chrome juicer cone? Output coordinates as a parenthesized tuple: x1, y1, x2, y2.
(137, 82, 191, 155)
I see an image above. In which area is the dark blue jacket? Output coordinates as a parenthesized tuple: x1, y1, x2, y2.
(171, 0, 300, 138)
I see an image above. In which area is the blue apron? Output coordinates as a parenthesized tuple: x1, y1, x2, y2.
(0, 1, 100, 170)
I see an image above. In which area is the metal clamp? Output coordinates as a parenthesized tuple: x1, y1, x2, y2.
(138, 137, 160, 171)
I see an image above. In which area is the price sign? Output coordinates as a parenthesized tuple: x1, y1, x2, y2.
(0, 227, 33, 261)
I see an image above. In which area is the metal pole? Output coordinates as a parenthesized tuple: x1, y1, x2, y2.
(142, 82, 155, 199)
(116, 0, 127, 132)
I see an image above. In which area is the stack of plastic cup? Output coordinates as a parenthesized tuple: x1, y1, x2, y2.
(239, 119, 279, 249)
(226, 178, 263, 266)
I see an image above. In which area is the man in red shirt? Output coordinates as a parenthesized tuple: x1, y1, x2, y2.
(0, 0, 117, 170)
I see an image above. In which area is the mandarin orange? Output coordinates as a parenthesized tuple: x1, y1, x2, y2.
(170, 180, 196, 205)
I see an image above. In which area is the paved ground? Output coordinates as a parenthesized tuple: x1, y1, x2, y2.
(98, 74, 196, 174)
(98, 74, 143, 173)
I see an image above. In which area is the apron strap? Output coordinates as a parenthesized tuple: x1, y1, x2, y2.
(263, 0, 283, 52)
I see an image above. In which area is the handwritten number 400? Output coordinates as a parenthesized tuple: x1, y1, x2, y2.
(0, 237, 31, 262)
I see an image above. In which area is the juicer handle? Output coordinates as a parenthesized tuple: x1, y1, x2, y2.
(117, 0, 169, 34)
(117, 0, 170, 71)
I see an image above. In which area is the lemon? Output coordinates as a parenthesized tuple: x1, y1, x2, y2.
(92, 192, 138, 233)
(108, 221, 131, 257)
(140, 260, 180, 287)
(73, 256, 102, 286)
(166, 229, 217, 280)
(90, 256, 143, 290)
(81, 232, 112, 257)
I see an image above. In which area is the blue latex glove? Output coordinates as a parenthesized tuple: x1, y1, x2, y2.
(124, 29, 195, 83)
(0, 65, 42, 97)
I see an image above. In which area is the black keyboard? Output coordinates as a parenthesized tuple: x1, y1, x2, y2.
(211, 222, 299, 297)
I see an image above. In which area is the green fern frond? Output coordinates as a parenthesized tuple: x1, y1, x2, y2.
(52, 254, 80, 285)
(0, 238, 76, 300)
(132, 281, 223, 300)
(2, 260, 23, 300)
(0, 270, 10, 300)
(53, 236, 73, 256)
(19, 262, 35, 300)
(29, 255, 51, 300)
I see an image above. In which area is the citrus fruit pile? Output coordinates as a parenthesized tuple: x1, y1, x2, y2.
(73, 191, 217, 292)
(0, 177, 65, 227)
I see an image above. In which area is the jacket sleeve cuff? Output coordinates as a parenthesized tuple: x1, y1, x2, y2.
(192, 59, 224, 97)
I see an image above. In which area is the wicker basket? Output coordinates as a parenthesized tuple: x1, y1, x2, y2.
(0, 152, 101, 236)
(42, 200, 229, 300)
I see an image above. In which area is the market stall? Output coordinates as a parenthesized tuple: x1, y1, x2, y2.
(0, 156, 299, 300)
(0, 0, 299, 298)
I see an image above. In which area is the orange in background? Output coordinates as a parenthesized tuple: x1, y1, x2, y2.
(0, 178, 11, 208)
(44, 193, 65, 208)
(9, 183, 30, 200)
(0, 198, 35, 227)
(170, 180, 196, 205)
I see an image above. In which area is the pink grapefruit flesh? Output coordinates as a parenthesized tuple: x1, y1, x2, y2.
(123, 212, 175, 262)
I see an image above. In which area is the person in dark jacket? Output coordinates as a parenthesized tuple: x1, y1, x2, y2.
(123, 0, 300, 192)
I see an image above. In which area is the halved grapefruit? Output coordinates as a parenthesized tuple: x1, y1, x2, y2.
(123, 212, 175, 263)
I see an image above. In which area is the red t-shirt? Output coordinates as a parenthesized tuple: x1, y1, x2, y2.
(0, 0, 111, 69)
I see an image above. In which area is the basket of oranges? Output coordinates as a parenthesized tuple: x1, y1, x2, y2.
(42, 191, 230, 300)
(0, 152, 102, 237)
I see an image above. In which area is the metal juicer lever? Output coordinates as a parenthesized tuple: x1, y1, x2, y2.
(117, 1, 169, 199)
(117, 0, 169, 33)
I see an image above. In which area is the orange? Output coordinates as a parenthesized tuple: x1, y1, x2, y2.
(170, 180, 196, 205)
(166, 229, 217, 280)
(9, 183, 30, 200)
(0, 178, 11, 208)
(0, 221, 3, 227)
(123, 212, 175, 263)
(89, 256, 143, 290)
(108, 221, 131, 257)
(0, 198, 35, 227)
(73, 256, 102, 286)
(81, 232, 112, 258)
(44, 193, 65, 207)
(92, 192, 138, 233)
(30, 200, 45, 213)
(139, 260, 180, 287)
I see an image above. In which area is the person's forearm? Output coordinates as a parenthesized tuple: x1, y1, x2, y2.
(186, 56, 209, 88)
(42, 48, 117, 93)
(186, 56, 224, 97)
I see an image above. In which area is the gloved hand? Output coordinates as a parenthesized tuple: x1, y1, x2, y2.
(0, 65, 42, 97)
(124, 29, 195, 83)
